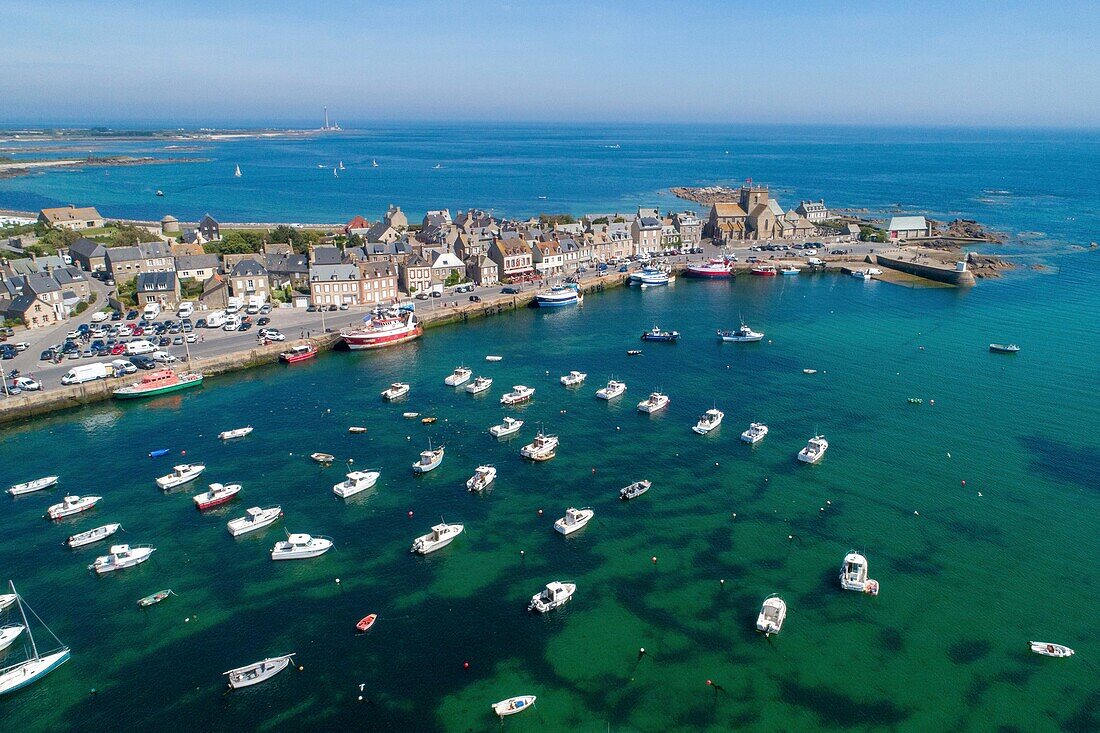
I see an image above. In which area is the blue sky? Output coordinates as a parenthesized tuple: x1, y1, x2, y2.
(4, 0, 1098, 127)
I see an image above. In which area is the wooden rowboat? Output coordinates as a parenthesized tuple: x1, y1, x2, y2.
(137, 589, 174, 607)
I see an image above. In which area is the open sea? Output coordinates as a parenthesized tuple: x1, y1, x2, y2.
(1, 125, 1098, 731)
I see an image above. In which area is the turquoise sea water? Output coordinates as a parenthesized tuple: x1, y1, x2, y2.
(2, 258, 1098, 731)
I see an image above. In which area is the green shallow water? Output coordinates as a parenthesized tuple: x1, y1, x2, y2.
(2, 260, 1098, 732)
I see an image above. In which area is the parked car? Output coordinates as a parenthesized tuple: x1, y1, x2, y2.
(158, 336, 172, 347)
(132, 327, 145, 336)
(195, 319, 207, 329)
(151, 351, 177, 364)
(238, 322, 253, 331)
(110, 343, 127, 355)
(326, 305, 338, 312)
(261, 329, 286, 342)
(10, 376, 41, 391)
(110, 310, 122, 321)
(259, 304, 273, 314)
(40, 349, 57, 361)
(172, 336, 184, 346)
(501, 287, 519, 294)
(185, 334, 197, 343)
(256, 317, 270, 326)
(130, 355, 157, 370)
(469, 295, 482, 302)
(13, 341, 29, 352)
(110, 359, 137, 375)
(0, 345, 17, 360)
(91, 311, 110, 323)
(339, 303, 349, 311)
(415, 293, 429, 300)
(306, 305, 318, 312)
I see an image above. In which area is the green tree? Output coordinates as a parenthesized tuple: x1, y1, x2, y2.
(444, 270, 462, 286)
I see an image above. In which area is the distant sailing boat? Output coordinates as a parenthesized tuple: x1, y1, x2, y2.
(234, 164, 242, 178)
(338, 161, 345, 170)
(371, 159, 379, 168)
(0, 581, 71, 696)
(333, 167, 339, 178)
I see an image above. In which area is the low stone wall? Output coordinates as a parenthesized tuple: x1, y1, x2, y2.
(872, 254, 976, 287)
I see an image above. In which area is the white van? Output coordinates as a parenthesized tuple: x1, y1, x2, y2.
(143, 301, 161, 320)
(226, 296, 243, 314)
(222, 314, 242, 331)
(61, 362, 111, 385)
(126, 339, 156, 356)
(177, 301, 195, 318)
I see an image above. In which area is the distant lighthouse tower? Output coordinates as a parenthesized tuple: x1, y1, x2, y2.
(321, 106, 341, 132)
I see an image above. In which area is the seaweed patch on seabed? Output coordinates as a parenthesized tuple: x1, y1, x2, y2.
(947, 638, 992, 664)
(777, 677, 912, 728)
(1019, 434, 1100, 493)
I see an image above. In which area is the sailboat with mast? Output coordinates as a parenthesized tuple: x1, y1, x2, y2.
(234, 164, 242, 178)
(0, 581, 71, 696)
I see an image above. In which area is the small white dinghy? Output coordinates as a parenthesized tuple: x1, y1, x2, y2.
(756, 594, 787, 636)
(493, 695, 536, 717)
(218, 426, 253, 440)
(0, 624, 25, 652)
(224, 653, 295, 689)
(554, 507, 593, 535)
(90, 544, 156, 574)
(466, 465, 496, 492)
(310, 452, 335, 464)
(411, 522, 463, 554)
(227, 506, 282, 537)
(46, 495, 101, 520)
(485, 355, 503, 362)
(333, 470, 380, 498)
(528, 581, 576, 613)
(271, 532, 333, 560)
(67, 522, 122, 548)
(489, 416, 523, 438)
(7, 475, 59, 496)
(1029, 641, 1075, 658)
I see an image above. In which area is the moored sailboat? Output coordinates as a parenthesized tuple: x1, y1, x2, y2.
(0, 581, 71, 697)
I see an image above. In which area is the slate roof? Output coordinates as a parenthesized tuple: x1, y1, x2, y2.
(135, 271, 177, 292)
(230, 258, 268, 278)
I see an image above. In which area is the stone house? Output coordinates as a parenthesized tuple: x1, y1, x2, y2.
(38, 205, 104, 230)
(488, 238, 535, 282)
(357, 264, 399, 306)
(197, 214, 221, 242)
(105, 241, 175, 284)
(52, 267, 91, 302)
(426, 249, 466, 283)
(631, 216, 663, 255)
(175, 254, 221, 282)
(344, 215, 371, 236)
(465, 254, 499, 286)
(886, 216, 932, 241)
(383, 204, 408, 230)
(796, 200, 829, 223)
(1, 292, 61, 329)
(399, 254, 432, 294)
(135, 271, 181, 307)
(68, 237, 107, 272)
(229, 259, 271, 300)
(309, 264, 360, 306)
(265, 252, 310, 290)
(532, 240, 565, 275)
(671, 211, 703, 248)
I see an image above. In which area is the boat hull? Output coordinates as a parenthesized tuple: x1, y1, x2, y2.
(0, 649, 71, 697)
(114, 377, 203, 400)
(535, 293, 579, 307)
(342, 325, 423, 350)
(683, 266, 731, 278)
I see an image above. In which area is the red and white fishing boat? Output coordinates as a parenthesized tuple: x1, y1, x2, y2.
(193, 482, 242, 510)
(341, 310, 422, 350)
(279, 343, 317, 363)
(684, 261, 732, 278)
(750, 264, 778, 277)
(356, 613, 377, 632)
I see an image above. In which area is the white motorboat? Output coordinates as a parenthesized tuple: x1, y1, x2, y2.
(619, 480, 651, 500)
(596, 380, 626, 400)
(528, 581, 576, 612)
(465, 376, 493, 394)
(493, 695, 537, 717)
(193, 482, 242, 510)
(560, 371, 587, 387)
(412, 443, 445, 473)
(756, 594, 787, 636)
(411, 522, 464, 554)
(741, 422, 769, 444)
(0, 624, 24, 652)
(554, 507, 593, 535)
(797, 435, 829, 464)
(381, 382, 410, 400)
(7, 475, 59, 496)
(218, 426, 253, 440)
(466, 465, 497, 492)
(89, 544, 156, 574)
(839, 551, 880, 595)
(271, 532, 333, 560)
(224, 653, 295, 689)
(637, 391, 670, 414)
(851, 269, 873, 280)
(444, 366, 472, 386)
(66, 522, 122, 548)
(0, 582, 71, 697)
(500, 384, 535, 405)
(489, 416, 524, 438)
(717, 322, 764, 342)
(1029, 641, 1075, 658)
(520, 432, 558, 461)
(156, 463, 206, 490)
(333, 470, 380, 498)
(46, 495, 101, 520)
(227, 506, 282, 537)
(692, 408, 724, 435)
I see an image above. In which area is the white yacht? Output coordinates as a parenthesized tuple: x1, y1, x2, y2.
(224, 653, 295, 689)
(227, 506, 282, 537)
(520, 432, 559, 461)
(560, 371, 587, 387)
(493, 695, 537, 718)
(741, 422, 769, 444)
(7, 475, 59, 496)
(466, 465, 497, 492)
(218, 426, 253, 440)
(0, 624, 23, 653)
(756, 594, 787, 636)
(797, 435, 829, 464)
(0, 582, 70, 697)
(156, 463, 206, 490)
(67, 523, 122, 548)
(692, 408, 724, 435)
(489, 416, 524, 438)
(0, 594, 14, 611)
(411, 522, 464, 554)
(839, 551, 880, 595)
(637, 391, 670, 414)
(528, 581, 576, 613)
(89, 544, 156, 574)
(381, 382, 410, 400)
(554, 507, 593, 535)
(465, 375, 493, 394)
(444, 366, 472, 386)
(500, 384, 535, 405)
(619, 480, 651, 500)
(333, 470, 380, 498)
(412, 443, 445, 473)
(596, 380, 626, 400)
(271, 532, 333, 560)
(46, 495, 101, 520)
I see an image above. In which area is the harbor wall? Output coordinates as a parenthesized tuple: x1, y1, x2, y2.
(872, 254, 976, 287)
